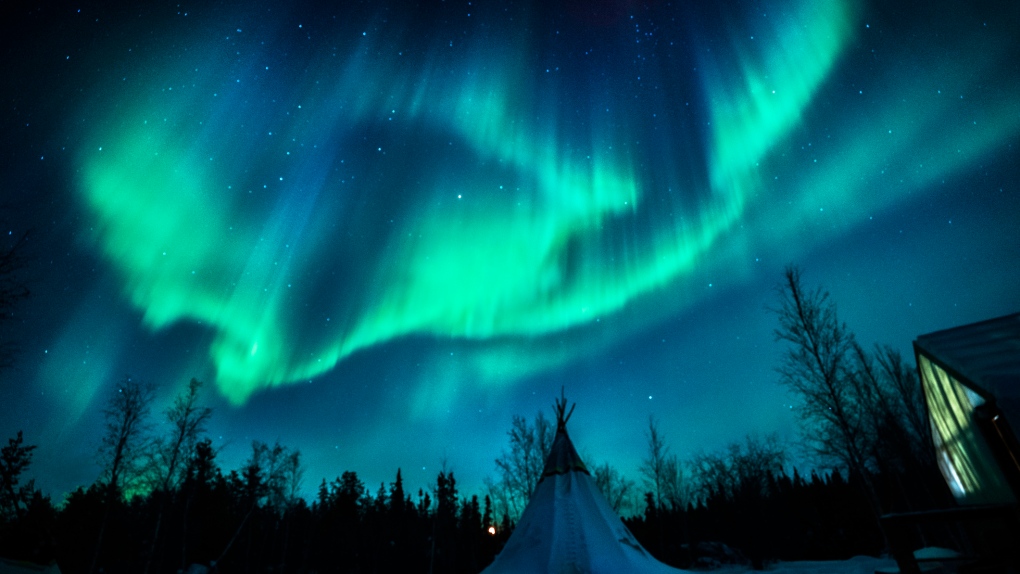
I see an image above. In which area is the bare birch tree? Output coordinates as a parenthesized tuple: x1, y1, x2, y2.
(97, 377, 155, 497)
(216, 440, 302, 566)
(0, 431, 36, 521)
(92, 377, 154, 573)
(772, 266, 880, 511)
(639, 416, 686, 511)
(146, 378, 213, 493)
(593, 461, 636, 515)
(873, 344, 934, 467)
(142, 378, 212, 574)
(491, 412, 554, 522)
(690, 434, 786, 502)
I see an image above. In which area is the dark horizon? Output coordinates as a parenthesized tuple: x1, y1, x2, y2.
(1, 0, 1018, 504)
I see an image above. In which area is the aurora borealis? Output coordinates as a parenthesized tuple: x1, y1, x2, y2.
(1, 0, 1018, 499)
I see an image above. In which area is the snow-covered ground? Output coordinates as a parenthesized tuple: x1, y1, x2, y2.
(713, 548, 964, 574)
(762, 556, 896, 574)
(712, 555, 896, 574)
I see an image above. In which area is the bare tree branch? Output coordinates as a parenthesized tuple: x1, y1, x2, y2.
(490, 411, 554, 523)
(98, 377, 155, 498)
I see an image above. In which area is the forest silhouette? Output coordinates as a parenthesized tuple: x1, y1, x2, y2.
(0, 250, 959, 573)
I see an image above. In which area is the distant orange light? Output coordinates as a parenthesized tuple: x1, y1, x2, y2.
(488, 526, 496, 535)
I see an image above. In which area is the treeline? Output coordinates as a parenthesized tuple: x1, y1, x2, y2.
(631, 465, 882, 568)
(1, 414, 942, 574)
(2, 423, 506, 573)
(1, 411, 952, 574)
(1, 374, 510, 573)
(0, 266, 962, 572)
(485, 413, 953, 571)
(622, 266, 961, 569)
(624, 433, 952, 570)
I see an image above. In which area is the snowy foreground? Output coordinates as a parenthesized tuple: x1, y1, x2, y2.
(713, 547, 964, 574)
(712, 555, 896, 574)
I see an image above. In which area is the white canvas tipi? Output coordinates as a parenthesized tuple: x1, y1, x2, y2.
(482, 395, 687, 574)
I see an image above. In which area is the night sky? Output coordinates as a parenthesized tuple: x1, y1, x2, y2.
(1, 0, 1017, 502)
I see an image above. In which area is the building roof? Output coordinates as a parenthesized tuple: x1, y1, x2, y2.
(915, 312, 1020, 423)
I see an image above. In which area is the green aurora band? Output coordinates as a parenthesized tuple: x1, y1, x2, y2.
(75, 0, 1019, 405)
